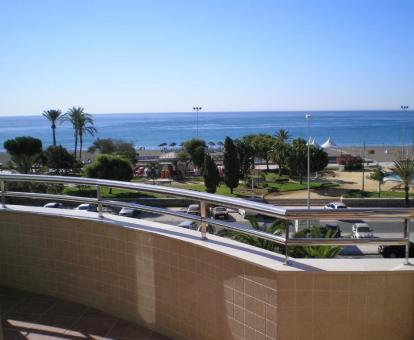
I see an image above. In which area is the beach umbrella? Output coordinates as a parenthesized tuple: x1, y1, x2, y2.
(217, 141, 224, 146)
(321, 137, 339, 149)
(158, 143, 167, 147)
(208, 141, 216, 146)
(169, 142, 176, 147)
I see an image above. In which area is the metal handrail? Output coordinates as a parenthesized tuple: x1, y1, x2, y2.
(0, 174, 412, 265)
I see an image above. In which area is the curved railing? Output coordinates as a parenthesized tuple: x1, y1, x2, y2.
(0, 174, 413, 264)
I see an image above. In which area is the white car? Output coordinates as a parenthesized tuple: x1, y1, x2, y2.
(43, 202, 63, 209)
(75, 204, 97, 212)
(324, 202, 347, 210)
(352, 223, 373, 238)
(186, 204, 200, 216)
(119, 207, 140, 217)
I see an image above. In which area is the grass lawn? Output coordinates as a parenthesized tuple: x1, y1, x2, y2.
(63, 186, 164, 199)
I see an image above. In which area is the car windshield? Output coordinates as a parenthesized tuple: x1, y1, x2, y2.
(78, 206, 89, 210)
(336, 205, 347, 209)
(358, 227, 371, 232)
(215, 208, 226, 211)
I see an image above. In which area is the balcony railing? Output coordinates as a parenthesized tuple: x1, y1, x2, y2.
(0, 174, 413, 264)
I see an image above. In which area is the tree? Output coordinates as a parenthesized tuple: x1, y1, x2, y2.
(223, 137, 240, 193)
(393, 159, 414, 207)
(44, 145, 79, 175)
(42, 109, 62, 146)
(369, 166, 386, 198)
(4, 137, 43, 173)
(310, 146, 329, 173)
(203, 154, 220, 193)
(183, 138, 207, 169)
(245, 134, 275, 171)
(234, 138, 253, 179)
(63, 107, 97, 160)
(271, 140, 290, 177)
(146, 162, 159, 180)
(286, 138, 307, 184)
(337, 155, 363, 170)
(88, 138, 137, 164)
(275, 129, 290, 143)
(83, 154, 133, 182)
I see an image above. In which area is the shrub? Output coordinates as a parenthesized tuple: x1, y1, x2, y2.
(337, 155, 363, 170)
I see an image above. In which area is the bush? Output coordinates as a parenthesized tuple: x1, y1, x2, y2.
(337, 155, 363, 170)
(83, 154, 133, 182)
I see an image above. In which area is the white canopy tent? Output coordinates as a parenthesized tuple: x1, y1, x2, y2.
(321, 137, 339, 149)
(307, 137, 321, 148)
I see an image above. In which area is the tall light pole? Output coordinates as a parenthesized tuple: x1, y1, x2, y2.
(305, 114, 312, 210)
(401, 105, 409, 158)
(193, 107, 202, 138)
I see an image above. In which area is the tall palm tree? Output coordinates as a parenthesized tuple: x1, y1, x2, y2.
(393, 159, 414, 207)
(42, 109, 62, 146)
(78, 114, 97, 160)
(63, 107, 97, 160)
(275, 129, 290, 143)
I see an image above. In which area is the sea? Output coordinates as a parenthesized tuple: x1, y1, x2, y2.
(0, 111, 411, 151)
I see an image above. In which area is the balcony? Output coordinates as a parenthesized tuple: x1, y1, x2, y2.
(0, 175, 413, 340)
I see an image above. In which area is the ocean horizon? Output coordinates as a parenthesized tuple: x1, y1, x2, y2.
(0, 110, 411, 152)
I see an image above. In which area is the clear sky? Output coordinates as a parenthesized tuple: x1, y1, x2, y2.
(0, 0, 413, 115)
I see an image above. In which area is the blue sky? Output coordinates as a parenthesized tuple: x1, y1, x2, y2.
(0, 0, 413, 115)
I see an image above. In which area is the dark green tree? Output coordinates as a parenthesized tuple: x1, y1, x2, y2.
(286, 138, 307, 184)
(274, 129, 290, 143)
(203, 154, 220, 193)
(234, 138, 253, 179)
(369, 166, 386, 198)
(42, 109, 63, 146)
(393, 159, 414, 207)
(4, 136, 43, 173)
(310, 146, 329, 173)
(83, 154, 133, 182)
(147, 162, 159, 180)
(44, 145, 79, 175)
(271, 140, 291, 177)
(88, 138, 137, 164)
(245, 134, 275, 171)
(223, 137, 240, 193)
(183, 138, 206, 169)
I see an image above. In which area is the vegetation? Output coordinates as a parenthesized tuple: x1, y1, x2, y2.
(244, 134, 275, 171)
(44, 145, 79, 175)
(337, 154, 363, 170)
(83, 154, 133, 182)
(234, 138, 253, 179)
(4, 136, 43, 173)
(393, 159, 414, 207)
(63, 107, 97, 160)
(88, 138, 137, 164)
(369, 166, 386, 197)
(183, 138, 206, 169)
(223, 136, 240, 193)
(203, 154, 220, 193)
(42, 109, 63, 146)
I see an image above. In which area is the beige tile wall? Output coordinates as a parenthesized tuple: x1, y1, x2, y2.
(0, 211, 413, 340)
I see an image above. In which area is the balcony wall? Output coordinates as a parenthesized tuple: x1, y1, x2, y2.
(0, 207, 413, 340)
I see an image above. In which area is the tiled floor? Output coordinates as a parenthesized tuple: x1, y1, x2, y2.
(0, 286, 170, 340)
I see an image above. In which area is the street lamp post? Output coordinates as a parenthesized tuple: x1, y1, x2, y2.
(401, 105, 409, 158)
(305, 114, 312, 211)
(193, 107, 202, 138)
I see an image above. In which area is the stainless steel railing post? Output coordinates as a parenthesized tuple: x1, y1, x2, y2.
(284, 221, 290, 265)
(1, 180, 5, 208)
(97, 185, 104, 218)
(200, 201, 208, 240)
(404, 218, 410, 265)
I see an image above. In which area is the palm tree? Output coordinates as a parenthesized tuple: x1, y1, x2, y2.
(275, 129, 290, 143)
(78, 114, 97, 160)
(393, 159, 414, 207)
(42, 109, 62, 146)
(369, 166, 386, 198)
(63, 107, 96, 160)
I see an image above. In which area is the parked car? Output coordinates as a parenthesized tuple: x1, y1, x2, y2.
(352, 223, 373, 238)
(378, 242, 414, 258)
(325, 223, 342, 238)
(210, 206, 229, 219)
(178, 220, 216, 234)
(324, 202, 347, 209)
(119, 207, 140, 217)
(186, 204, 200, 216)
(237, 197, 263, 218)
(75, 204, 97, 212)
(43, 202, 63, 209)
